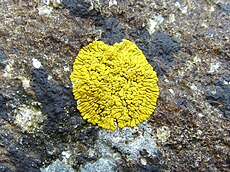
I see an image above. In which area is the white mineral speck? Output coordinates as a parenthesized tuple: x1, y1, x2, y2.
(169, 14, 175, 23)
(64, 66, 69, 72)
(38, 6, 52, 15)
(149, 15, 164, 34)
(32, 58, 42, 69)
(42, 0, 50, 5)
(190, 83, 197, 91)
(198, 113, 204, 117)
(22, 78, 30, 90)
(169, 89, 175, 95)
(223, 80, 229, 85)
(208, 62, 220, 73)
(210, 6, 215, 12)
(3, 63, 13, 78)
(62, 151, 72, 159)
(48, 75, 53, 80)
(140, 158, 147, 166)
(175, 2, 188, 14)
(156, 126, 171, 142)
(109, 0, 117, 7)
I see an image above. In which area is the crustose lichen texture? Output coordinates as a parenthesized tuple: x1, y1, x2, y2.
(70, 39, 159, 130)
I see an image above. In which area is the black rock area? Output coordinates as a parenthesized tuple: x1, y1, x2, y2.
(62, 0, 98, 18)
(8, 142, 42, 172)
(62, 1, 128, 45)
(206, 77, 230, 119)
(31, 68, 76, 138)
(96, 17, 128, 45)
(72, 153, 97, 169)
(0, 111, 44, 172)
(131, 28, 180, 76)
(138, 164, 161, 172)
(0, 47, 7, 69)
(130, 28, 152, 51)
(0, 94, 9, 120)
(30, 68, 99, 146)
(149, 32, 180, 63)
(0, 164, 13, 172)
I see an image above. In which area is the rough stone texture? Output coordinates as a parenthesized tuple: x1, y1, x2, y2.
(80, 158, 117, 172)
(79, 123, 163, 172)
(0, 47, 8, 69)
(0, 0, 229, 172)
(41, 159, 75, 172)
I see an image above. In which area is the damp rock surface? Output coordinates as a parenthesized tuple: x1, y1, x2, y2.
(0, 0, 229, 172)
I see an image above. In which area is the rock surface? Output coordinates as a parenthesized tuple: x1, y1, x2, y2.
(0, 0, 229, 171)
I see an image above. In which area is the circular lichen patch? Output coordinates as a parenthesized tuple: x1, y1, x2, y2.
(70, 39, 159, 130)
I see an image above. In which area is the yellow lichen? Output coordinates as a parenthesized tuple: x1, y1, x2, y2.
(70, 39, 160, 130)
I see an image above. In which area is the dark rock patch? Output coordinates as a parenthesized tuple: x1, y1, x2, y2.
(31, 68, 76, 136)
(149, 32, 180, 63)
(131, 28, 180, 76)
(0, 163, 14, 172)
(217, 3, 230, 13)
(0, 94, 10, 120)
(206, 77, 230, 119)
(0, 122, 45, 172)
(8, 142, 42, 172)
(0, 47, 7, 69)
(62, 0, 98, 18)
(30, 68, 99, 146)
(95, 17, 128, 45)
